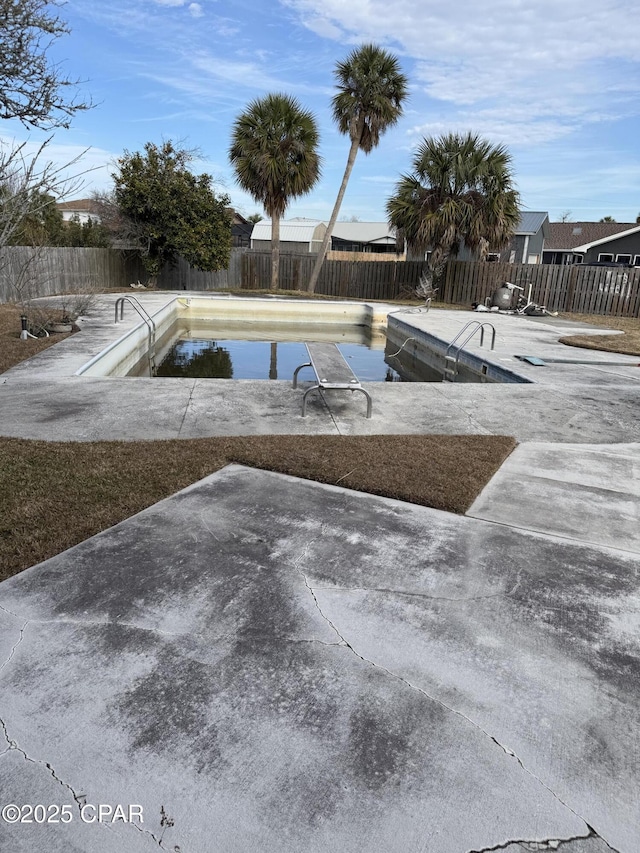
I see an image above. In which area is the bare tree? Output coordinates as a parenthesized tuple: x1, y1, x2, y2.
(0, 138, 88, 308)
(0, 0, 91, 130)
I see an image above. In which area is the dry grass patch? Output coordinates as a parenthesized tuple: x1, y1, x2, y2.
(558, 314, 640, 357)
(0, 434, 516, 581)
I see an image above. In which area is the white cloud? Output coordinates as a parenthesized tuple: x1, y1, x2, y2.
(0, 134, 117, 194)
(188, 3, 204, 17)
(283, 0, 640, 145)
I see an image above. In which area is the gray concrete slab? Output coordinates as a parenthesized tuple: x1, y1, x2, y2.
(0, 466, 637, 852)
(468, 442, 640, 553)
(1, 293, 638, 444)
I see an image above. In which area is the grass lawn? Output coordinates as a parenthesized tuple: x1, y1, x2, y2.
(558, 313, 640, 356)
(2, 296, 635, 582)
(0, 434, 516, 582)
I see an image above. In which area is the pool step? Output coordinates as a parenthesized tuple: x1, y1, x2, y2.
(443, 354, 458, 381)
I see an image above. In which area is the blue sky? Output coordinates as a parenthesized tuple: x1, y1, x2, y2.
(3, 0, 640, 223)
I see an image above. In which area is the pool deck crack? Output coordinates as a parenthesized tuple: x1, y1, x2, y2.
(291, 542, 612, 849)
(309, 574, 522, 602)
(0, 620, 29, 676)
(466, 825, 620, 852)
(177, 379, 197, 437)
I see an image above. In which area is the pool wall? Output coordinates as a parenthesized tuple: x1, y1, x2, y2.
(77, 296, 389, 377)
(386, 316, 531, 384)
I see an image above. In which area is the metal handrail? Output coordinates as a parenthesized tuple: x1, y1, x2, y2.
(443, 321, 496, 381)
(114, 296, 157, 376)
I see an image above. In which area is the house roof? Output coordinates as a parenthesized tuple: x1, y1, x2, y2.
(56, 198, 101, 213)
(546, 222, 638, 251)
(330, 222, 396, 245)
(251, 220, 324, 243)
(572, 223, 640, 253)
(516, 212, 549, 236)
(252, 220, 396, 245)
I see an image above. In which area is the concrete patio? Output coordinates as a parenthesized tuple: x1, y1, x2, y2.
(0, 293, 638, 851)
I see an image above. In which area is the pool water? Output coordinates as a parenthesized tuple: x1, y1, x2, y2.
(156, 338, 418, 381)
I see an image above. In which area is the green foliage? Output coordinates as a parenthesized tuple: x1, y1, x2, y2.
(112, 140, 232, 279)
(332, 43, 408, 154)
(229, 94, 320, 220)
(7, 194, 111, 248)
(0, 0, 90, 129)
(7, 191, 66, 246)
(64, 215, 111, 248)
(229, 93, 320, 288)
(387, 132, 520, 268)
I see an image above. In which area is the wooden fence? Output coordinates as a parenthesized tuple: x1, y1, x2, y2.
(2, 245, 640, 318)
(237, 251, 425, 300)
(155, 250, 426, 300)
(0, 247, 145, 304)
(442, 261, 640, 317)
(156, 250, 242, 291)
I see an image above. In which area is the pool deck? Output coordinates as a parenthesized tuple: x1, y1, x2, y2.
(0, 292, 638, 852)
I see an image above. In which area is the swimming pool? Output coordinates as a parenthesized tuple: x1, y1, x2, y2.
(76, 295, 522, 384)
(151, 335, 442, 382)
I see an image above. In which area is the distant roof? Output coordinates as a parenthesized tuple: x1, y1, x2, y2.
(251, 220, 324, 242)
(516, 212, 549, 236)
(330, 222, 396, 245)
(56, 198, 101, 213)
(546, 222, 638, 251)
(252, 220, 397, 245)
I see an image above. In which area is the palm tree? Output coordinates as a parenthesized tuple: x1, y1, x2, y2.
(306, 44, 408, 293)
(386, 132, 520, 277)
(229, 94, 320, 289)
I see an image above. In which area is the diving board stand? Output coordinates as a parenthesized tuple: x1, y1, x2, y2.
(293, 343, 372, 418)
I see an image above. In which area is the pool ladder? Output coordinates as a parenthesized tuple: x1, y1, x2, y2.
(443, 321, 496, 382)
(115, 296, 157, 376)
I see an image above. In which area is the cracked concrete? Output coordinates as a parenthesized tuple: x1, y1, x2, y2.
(468, 829, 617, 852)
(1, 465, 638, 852)
(1, 295, 638, 851)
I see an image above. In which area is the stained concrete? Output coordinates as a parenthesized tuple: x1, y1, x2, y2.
(0, 466, 637, 852)
(468, 442, 640, 553)
(1, 294, 639, 851)
(0, 293, 638, 443)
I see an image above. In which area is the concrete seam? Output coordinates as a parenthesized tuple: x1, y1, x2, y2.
(476, 470, 640, 499)
(431, 384, 494, 434)
(462, 514, 640, 557)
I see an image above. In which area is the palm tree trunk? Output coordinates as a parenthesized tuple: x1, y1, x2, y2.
(269, 342, 277, 379)
(271, 214, 280, 290)
(307, 134, 361, 294)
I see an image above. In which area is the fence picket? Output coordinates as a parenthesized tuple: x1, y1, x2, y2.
(2, 246, 639, 318)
